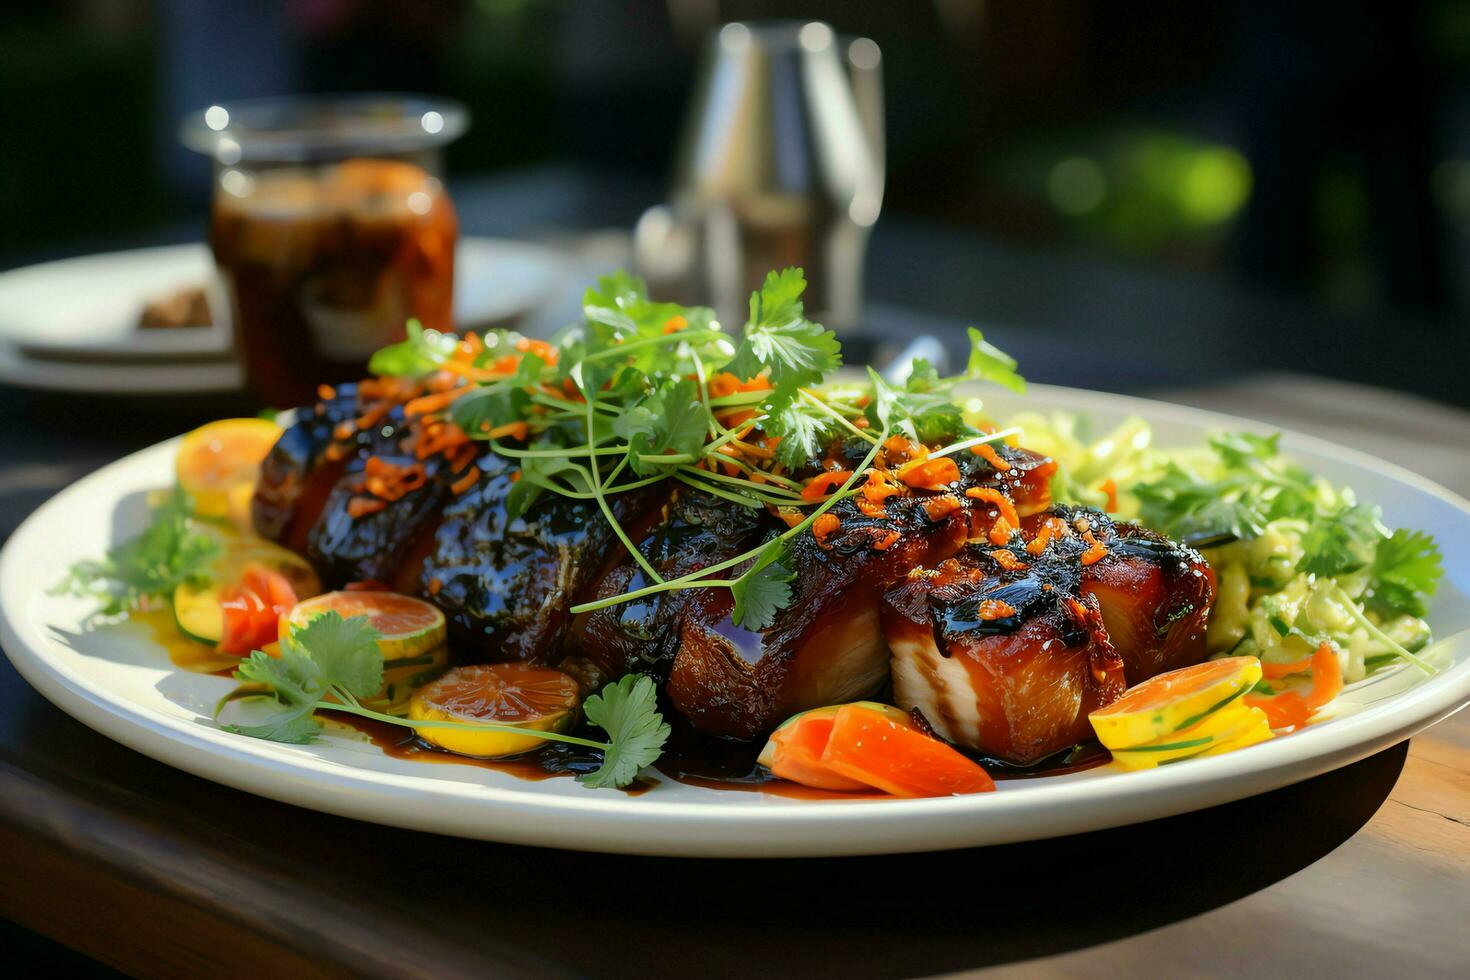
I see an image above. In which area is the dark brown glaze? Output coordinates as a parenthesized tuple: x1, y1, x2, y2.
(420, 452, 671, 663)
(666, 489, 974, 739)
(883, 555, 1126, 765)
(253, 383, 367, 550)
(657, 442, 1057, 741)
(306, 409, 456, 585)
(1078, 517, 1216, 677)
(569, 489, 772, 680)
(881, 506, 1215, 764)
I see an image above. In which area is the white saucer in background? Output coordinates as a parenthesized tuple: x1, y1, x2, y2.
(0, 237, 569, 395)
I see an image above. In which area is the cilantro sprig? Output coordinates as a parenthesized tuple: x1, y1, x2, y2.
(53, 487, 219, 617)
(219, 611, 670, 789)
(363, 266, 1026, 630)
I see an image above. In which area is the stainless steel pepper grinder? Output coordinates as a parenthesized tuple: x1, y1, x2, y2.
(634, 20, 885, 331)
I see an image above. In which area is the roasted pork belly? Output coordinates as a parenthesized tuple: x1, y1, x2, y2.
(881, 506, 1214, 764)
(661, 443, 1057, 739)
(419, 453, 670, 662)
(569, 489, 770, 681)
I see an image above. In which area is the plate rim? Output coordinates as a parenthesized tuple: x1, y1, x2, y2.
(3, 383, 1469, 856)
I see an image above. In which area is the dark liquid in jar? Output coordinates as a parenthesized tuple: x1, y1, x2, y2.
(210, 158, 457, 407)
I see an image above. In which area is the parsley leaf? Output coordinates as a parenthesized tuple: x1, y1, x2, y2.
(1368, 528, 1444, 617)
(1297, 502, 1385, 576)
(54, 487, 219, 616)
(288, 611, 385, 699)
(725, 268, 841, 413)
(964, 327, 1025, 393)
(579, 674, 670, 789)
(367, 319, 459, 376)
(730, 538, 794, 631)
(615, 378, 708, 476)
(763, 401, 835, 469)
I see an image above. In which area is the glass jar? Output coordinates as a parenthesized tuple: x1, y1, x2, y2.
(181, 94, 468, 407)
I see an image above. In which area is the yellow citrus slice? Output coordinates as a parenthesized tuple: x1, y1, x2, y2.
(286, 590, 446, 662)
(1089, 656, 1262, 750)
(408, 664, 581, 758)
(176, 418, 282, 519)
(286, 591, 449, 710)
(1108, 703, 1271, 770)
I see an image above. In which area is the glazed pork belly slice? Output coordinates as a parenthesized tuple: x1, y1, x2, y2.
(659, 443, 1059, 741)
(882, 554, 1125, 765)
(880, 508, 1215, 764)
(665, 491, 974, 740)
(305, 405, 458, 586)
(253, 382, 368, 551)
(1026, 506, 1216, 678)
(419, 452, 671, 663)
(568, 488, 771, 683)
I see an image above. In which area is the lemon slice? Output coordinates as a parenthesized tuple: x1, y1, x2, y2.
(1089, 656, 1261, 750)
(286, 591, 446, 662)
(409, 664, 581, 758)
(1108, 703, 1269, 770)
(172, 534, 321, 646)
(286, 591, 449, 709)
(176, 418, 282, 520)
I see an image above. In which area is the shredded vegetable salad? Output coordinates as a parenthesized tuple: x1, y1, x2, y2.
(1006, 410, 1445, 685)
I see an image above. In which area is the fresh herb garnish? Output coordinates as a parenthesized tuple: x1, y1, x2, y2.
(1367, 528, 1444, 618)
(219, 611, 670, 789)
(379, 266, 1025, 630)
(367, 318, 460, 376)
(53, 487, 218, 616)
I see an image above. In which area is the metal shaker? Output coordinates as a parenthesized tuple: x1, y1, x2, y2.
(634, 21, 884, 331)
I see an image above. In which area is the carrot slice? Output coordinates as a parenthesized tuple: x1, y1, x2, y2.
(820, 705, 995, 797)
(1245, 643, 1343, 731)
(765, 715, 871, 792)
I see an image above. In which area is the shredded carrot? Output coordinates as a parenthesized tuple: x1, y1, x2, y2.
(450, 467, 480, 496)
(988, 517, 1014, 546)
(662, 315, 688, 334)
(1098, 478, 1119, 513)
(852, 416, 871, 429)
(346, 496, 388, 518)
(923, 495, 964, 521)
(404, 386, 471, 419)
(812, 513, 842, 548)
(1261, 655, 1314, 680)
(971, 443, 1011, 471)
(1026, 516, 1071, 556)
(963, 487, 1021, 529)
(870, 529, 901, 550)
(486, 421, 530, 442)
(317, 384, 336, 401)
(359, 457, 428, 501)
(855, 497, 888, 518)
(515, 337, 559, 364)
(333, 421, 356, 442)
(802, 471, 854, 501)
(976, 599, 1017, 620)
(1243, 643, 1341, 735)
(427, 577, 444, 596)
(1079, 529, 1109, 565)
(898, 456, 961, 490)
(989, 549, 1028, 572)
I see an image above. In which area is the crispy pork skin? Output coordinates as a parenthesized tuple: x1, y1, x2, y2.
(883, 556, 1125, 764)
(660, 443, 1059, 740)
(881, 507, 1214, 764)
(253, 383, 366, 552)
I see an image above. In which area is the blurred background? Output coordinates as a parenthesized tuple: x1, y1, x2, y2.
(3, 0, 1470, 404)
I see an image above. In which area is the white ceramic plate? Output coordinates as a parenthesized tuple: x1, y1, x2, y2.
(0, 238, 568, 394)
(2, 385, 1468, 857)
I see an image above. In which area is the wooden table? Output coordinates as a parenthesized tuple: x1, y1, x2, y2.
(1, 375, 1467, 979)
